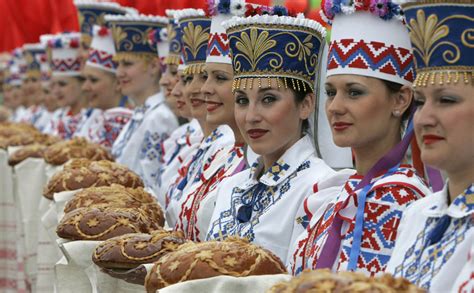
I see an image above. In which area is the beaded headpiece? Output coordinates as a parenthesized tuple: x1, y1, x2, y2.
(401, 0, 474, 87)
(105, 14, 169, 61)
(45, 33, 82, 77)
(5, 49, 24, 86)
(322, 0, 415, 85)
(163, 10, 184, 67)
(74, 0, 137, 47)
(23, 43, 50, 81)
(206, 0, 290, 65)
(86, 25, 118, 72)
(176, 9, 212, 75)
(224, 14, 326, 93)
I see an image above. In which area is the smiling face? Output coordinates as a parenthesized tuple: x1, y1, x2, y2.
(159, 64, 180, 115)
(50, 76, 83, 110)
(182, 71, 207, 123)
(116, 56, 161, 104)
(413, 81, 474, 174)
(324, 75, 410, 155)
(234, 78, 313, 168)
(201, 63, 236, 125)
(81, 65, 120, 110)
(172, 70, 192, 119)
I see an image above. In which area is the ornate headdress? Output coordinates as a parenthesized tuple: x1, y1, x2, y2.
(401, 0, 474, 87)
(164, 10, 184, 67)
(86, 25, 118, 72)
(74, 0, 137, 47)
(175, 9, 212, 74)
(5, 49, 25, 87)
(44, 33, 82, 77)
(148, 18, 170, 65)
(105, 14, 169, 61)
(206, 0, 290, 65)
(23, 43, 50, 81)
(322, 0, 415, 85)
(224, 14, 326, 93)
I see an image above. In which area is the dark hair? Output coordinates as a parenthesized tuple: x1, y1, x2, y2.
(286, 77, 312, 133)
(382, 79, 412, 123)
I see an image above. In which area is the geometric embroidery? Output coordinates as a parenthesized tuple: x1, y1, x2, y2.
(88, 48, 117, 70)
(207, 32, 229, 57)
(266, 160, 290, 182)
(393, 217, 471, 290)
(140, 130, 166, 162)
(328, 39, 415, 83)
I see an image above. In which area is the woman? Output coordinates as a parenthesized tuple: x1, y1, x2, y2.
(386, 2, 474, 292)
(163, 9, 236, 227)
(107, 13, 179, 181)
(288, 2, 430, 276)
(205, 13, 335, 264)
(45, 32, 87, 140)
(75, 25, 132, 148)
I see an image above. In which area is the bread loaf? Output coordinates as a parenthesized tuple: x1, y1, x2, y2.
(93, 230, 186, 269)
(43, 160, 143, 199)
(44, 137, 113, 166)
(56, 207, 155, 241)
(8, 144, 47, 166)
(267, 269, 425, 293)
(144, 237, 287, 292)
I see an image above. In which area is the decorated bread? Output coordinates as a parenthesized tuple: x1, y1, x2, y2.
(92, 230, 187, 269)
(43, 160, 143, 199)
(144, 237, 287, 292)
(56, 207, 157, 241)
(101, 265, 148, 286)
(43, 137, 113, 165)
(8, 144, 47, 166)
(267, 269, 424, 293)
(64, 185, 165, 228)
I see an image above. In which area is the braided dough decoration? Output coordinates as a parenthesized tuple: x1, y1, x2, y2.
(267, 269, 425, 293)
(43, 159, 144, 199)
(144, 237, 287, 292)
(56, 206, 157, 241)
(64, 184, 165, 229)
(8, 143, 47, 166)
(43, 137, 113, 166)
(93, 230, 187, 269)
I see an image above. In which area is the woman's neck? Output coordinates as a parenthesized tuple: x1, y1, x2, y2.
(69, 100, 83, 115)
(228, 119, 245, 145)
(133, 85, 160, 106)
(353, 131, 401, 176)
(447, 166, 474, 203)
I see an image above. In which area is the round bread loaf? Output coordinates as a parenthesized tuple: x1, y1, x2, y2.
(93, 230, 187, 269)
(43, 160, 143, 199)
(101, 265, 148, 285)
(64, 185, 165, 228)
(8, 144, 47, 166)
(43, 137, 113, 166)
(267, 269, 425, 293)
(144, 237, 287, 292)
(56, 207, 156, 241)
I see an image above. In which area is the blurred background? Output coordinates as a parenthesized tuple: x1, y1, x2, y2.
(0, 0, 325, 53)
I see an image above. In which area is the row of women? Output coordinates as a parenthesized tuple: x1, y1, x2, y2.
(2, 0, 472, 292)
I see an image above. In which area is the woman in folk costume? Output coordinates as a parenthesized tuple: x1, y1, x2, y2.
(205, 13, 336, 264)
(288, 0, 431, 276)
(107, 13, 179, 181)
(163, 8, 236, 227)
(75, 24, 133, 148)
(20, 43, 52, 132)
(151, 9, 205, 207)
(3, 54, 27, 123)
(45, 32, 88, 140)
(385, 1, 474, 291)
(173, 1, 284, 242)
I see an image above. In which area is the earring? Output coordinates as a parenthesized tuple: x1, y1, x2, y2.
(393, 110, 401, 117)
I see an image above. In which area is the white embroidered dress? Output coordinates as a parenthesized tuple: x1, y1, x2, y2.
(387, 183, 474, 292)
(289, 166, 430, 276)
(206, 135, 335, 264)
(112, 92, 178, 180)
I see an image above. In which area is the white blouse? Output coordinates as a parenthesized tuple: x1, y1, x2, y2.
(387, 183, 474, 292)
(206, 135, 335, 264)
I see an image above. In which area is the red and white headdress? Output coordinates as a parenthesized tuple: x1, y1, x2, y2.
(45, 33, 82, 77)
(86, 25, 117, 72)
(323, 0, 415, 85)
